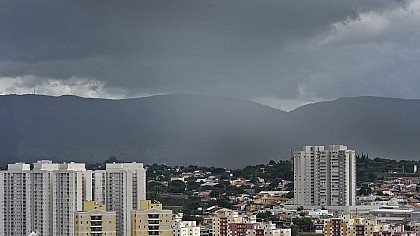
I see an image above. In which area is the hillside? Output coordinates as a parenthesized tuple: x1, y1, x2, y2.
(0, 94, 419, 167)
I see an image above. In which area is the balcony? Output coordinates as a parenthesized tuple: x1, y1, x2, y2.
(148, 220, 160, 225)
(91, 226, 103, 232)
(91, 216, 103, 221)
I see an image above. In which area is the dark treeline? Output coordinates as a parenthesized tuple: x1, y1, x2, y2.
(356, 153, 420, 184)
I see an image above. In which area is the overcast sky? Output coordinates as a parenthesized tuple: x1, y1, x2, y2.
(1, 0, 419, 110)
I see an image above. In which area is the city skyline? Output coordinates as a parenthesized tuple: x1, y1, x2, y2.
(0, 157, 419, 236)
(0, 160, 146, 236)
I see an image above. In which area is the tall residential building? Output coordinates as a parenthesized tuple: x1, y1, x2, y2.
(91, 170, 106, 204)
(52, 162, 90, 236)
(0, 163, 32, 236)
(105, 162, 146, 236)
(293, 145, 356, 207)
(31, 160, 59, 235)
(0, 160, 146, 236)
(75, 201, 117, 236)
(131, 200, 173, 236)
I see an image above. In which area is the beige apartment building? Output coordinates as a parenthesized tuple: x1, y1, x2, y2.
(75, 201, 116, 236)
(131, 200, 173, 236)
(323, 214, 416, 236)
(212, 210, 245, 236)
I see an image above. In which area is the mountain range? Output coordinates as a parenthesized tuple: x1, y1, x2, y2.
(1, 94, 419, 168)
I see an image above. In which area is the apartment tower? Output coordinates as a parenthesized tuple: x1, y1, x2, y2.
(0, 160, 146, 236)
(105, 162, 146, 236)
(0, 161, 90, 236)
(31, 160, 59, 235)
(0, 163, 32, 236)
(293, 145, 356, 207)
(52, 162, 89, 236)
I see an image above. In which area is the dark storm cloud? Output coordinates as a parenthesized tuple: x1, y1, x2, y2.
(0, 0, 418, 109)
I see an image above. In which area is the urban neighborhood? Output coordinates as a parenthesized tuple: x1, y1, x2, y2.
(1, 145, 419, 236)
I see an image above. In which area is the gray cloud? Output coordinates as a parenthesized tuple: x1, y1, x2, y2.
(0, 0, 418, 109)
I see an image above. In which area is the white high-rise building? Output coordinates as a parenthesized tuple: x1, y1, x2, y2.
(0, 163, 32, 236)
(31, 160, 59, 236)
(90, 170, 106, 204)
(105, 162, 146, 236)
(0, 160, 146, 236)
(293, 145, 356, 207)
(52, 162, 89, 236)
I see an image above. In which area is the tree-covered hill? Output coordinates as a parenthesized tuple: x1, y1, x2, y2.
(3, 95, 420, 167)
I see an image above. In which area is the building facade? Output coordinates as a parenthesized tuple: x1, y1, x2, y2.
(212, 210, 245, 236)
(294, 145, 356, 206)
(323, 215, 416, 236)
(0, 163, 32, 236)
(0, 160, 146, 236)
(173, 220, 201, 236)
(52, 162, 89, 236)
(131, 200, 173, 236)
(75, 201, 117, 236)
(31, 160, 59, 235)
(105, 162, 147, 236)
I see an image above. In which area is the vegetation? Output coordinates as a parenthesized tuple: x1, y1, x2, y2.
(80, 155, 420, 215)
(256, 211, 277, 222)
(232, 160, 293, 182)
(356, 154, 420, 184)
(182, 214, 204, 224)
(292, 217, 313, 232)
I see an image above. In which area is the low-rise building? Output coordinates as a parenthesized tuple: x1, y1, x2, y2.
(212, 210, 245, 236)
(173, 220, 201, 236)
(323, 214, 416, 236)
(75, 201, 117, 236)
(131, 200, 173, 236)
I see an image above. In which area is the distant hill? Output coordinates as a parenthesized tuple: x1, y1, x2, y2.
(0, 94, 419, 167)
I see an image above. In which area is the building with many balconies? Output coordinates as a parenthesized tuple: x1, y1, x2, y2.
(293, 145, 356, 207)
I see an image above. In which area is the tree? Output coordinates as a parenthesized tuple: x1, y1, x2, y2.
(256, 211, 275, 221)
(185, 180, 201, 192)
(291, 225, 298, 236)
(210, 197, 232, 208)
(285, 191, 294, 199)
(105, 156, 121, 163)
(168, 180, 186, 194)
(285, 183, 294, 191)
(147, 181, 167, 193)
(292, 217, 313, 232)
(182, 214, 204, 224)
(358, 186, 372, 196)
(183, 197, 202, 215)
